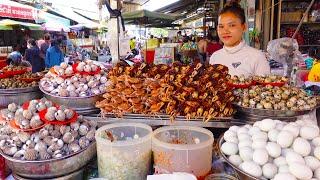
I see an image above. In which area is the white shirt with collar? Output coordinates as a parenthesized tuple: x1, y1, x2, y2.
(209, 40, 270, 77)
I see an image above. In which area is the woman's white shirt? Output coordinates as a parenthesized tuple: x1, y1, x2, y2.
(209, 40, 270, 77)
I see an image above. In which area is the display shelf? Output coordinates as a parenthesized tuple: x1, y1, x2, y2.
(86, 116, 245, 128)
(281, 22, 320, 25)
(281, 0, 312, 2)
(299, 44, 320, 47)
(85, 112, 300, 128)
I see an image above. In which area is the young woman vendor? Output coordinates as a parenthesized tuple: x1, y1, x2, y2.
(210, 3, 270, 77)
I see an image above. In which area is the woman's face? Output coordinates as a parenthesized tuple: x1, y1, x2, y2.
(217, 12, 246, 47)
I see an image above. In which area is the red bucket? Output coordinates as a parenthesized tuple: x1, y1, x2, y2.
(142, 50, 155, 64)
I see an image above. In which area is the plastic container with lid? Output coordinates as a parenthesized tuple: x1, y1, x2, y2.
(152, 126, 214, 179)
(95, 123, 153, 180)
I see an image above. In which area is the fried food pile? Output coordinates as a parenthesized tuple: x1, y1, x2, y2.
(96, 62, 235, 121)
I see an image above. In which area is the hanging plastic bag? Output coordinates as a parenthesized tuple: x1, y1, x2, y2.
(267, 38, 303, 77)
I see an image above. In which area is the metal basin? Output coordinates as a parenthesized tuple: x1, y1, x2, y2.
(39, 86, 102, 115)
(0, 86, 43, 108)
(218, 137, 260, 180)
(1, 142, 96, 179)
(234, 104, 318, 117)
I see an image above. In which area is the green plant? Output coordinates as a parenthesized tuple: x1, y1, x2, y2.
(249, 28, 260, 44)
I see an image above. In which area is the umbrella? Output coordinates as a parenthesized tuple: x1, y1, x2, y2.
(0, 19, 41, 30)
(122, 9, 179, 28)
(0, 25, 13, 30)
(41, 21, 70, 32)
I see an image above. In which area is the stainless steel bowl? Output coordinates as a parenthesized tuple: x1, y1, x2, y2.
(235, 104, 318, 117)
(1, 142, 96, 179)
(205, 173, 239, 180)
(13, 168, 84, 180)
(0, 86, 43, 108)
(218, 137, 260, 180)
(39, 86, 102, 115)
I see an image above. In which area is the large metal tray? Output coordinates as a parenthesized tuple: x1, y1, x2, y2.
(0, 86, 43, 108)
(218, 137, 260, 180)
(39, 85, 102, 115)
(85, 113, 246, 128)
(0, 86, 40, 94)
(0, 142, 96, 179)
(234, 104, 319, 117)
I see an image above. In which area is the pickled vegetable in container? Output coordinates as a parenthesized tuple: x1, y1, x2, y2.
(152, 126, 214, 180)
(95, 123, 152, 180)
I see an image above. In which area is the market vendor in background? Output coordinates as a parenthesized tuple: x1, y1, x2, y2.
(45, 39, 64, 68)
(210, 2, 270, 77)
(207, 35, 223, 58)
(7, 45, 22, 65)
(24, 39, 44, 73)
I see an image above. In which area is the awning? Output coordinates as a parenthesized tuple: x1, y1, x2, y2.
(45, 5, 98, 25)
(41, 21, 70, 32)
(0, 25, 13, 30)
(72, 8, 100, 21)
(69, 23, 106, 30)
(0, 19, 41, 30)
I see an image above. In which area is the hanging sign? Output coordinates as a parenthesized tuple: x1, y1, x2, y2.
(0, 4, 35, 20)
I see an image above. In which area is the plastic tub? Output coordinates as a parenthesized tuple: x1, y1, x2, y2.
(152, 126, 214, 179)
(95, 123, 153, 180)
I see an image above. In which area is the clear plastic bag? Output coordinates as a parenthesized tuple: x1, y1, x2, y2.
(267, 38, 303, 77)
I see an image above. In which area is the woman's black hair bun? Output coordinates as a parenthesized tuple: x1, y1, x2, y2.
(225, 1, 242, 8)
(220, 1, 246, 24)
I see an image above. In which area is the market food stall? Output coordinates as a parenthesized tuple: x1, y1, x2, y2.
(0, 59, 319, 179)
(122, 10, 179, 64)
(0, 0, 320, 179)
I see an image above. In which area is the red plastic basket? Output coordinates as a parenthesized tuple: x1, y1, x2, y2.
(258, 81, 286, 87)
(10, 120, 45, 132)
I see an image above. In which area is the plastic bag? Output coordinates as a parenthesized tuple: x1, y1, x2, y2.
(267, 38, 303, 77)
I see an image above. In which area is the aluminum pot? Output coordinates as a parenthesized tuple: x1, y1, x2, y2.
(234, 104, 318, 117)
(1, 142, 96, 179)
(39, 86, 102, 115)
(218, 137, 260, 180)
(0, 86, 43, 108)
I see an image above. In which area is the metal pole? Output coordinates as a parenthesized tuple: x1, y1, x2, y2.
(292, 0, 315, 39)
(270, 0, 274, 40)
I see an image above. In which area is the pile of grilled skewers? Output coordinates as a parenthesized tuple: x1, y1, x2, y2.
(96, 62, 236, 121)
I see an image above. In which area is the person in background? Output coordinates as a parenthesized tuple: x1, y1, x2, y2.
(207, 35, 223, 57)
(129, 37, 136, 50)
(209, 2, 270, 77)
(176, 31, 183, 43)
(198, 36, 208, 64)
(45, 39, 64, 68)
(7, 45, 22, 65)
(39, 34, 50, 68)
(24, 39, 44, 73)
